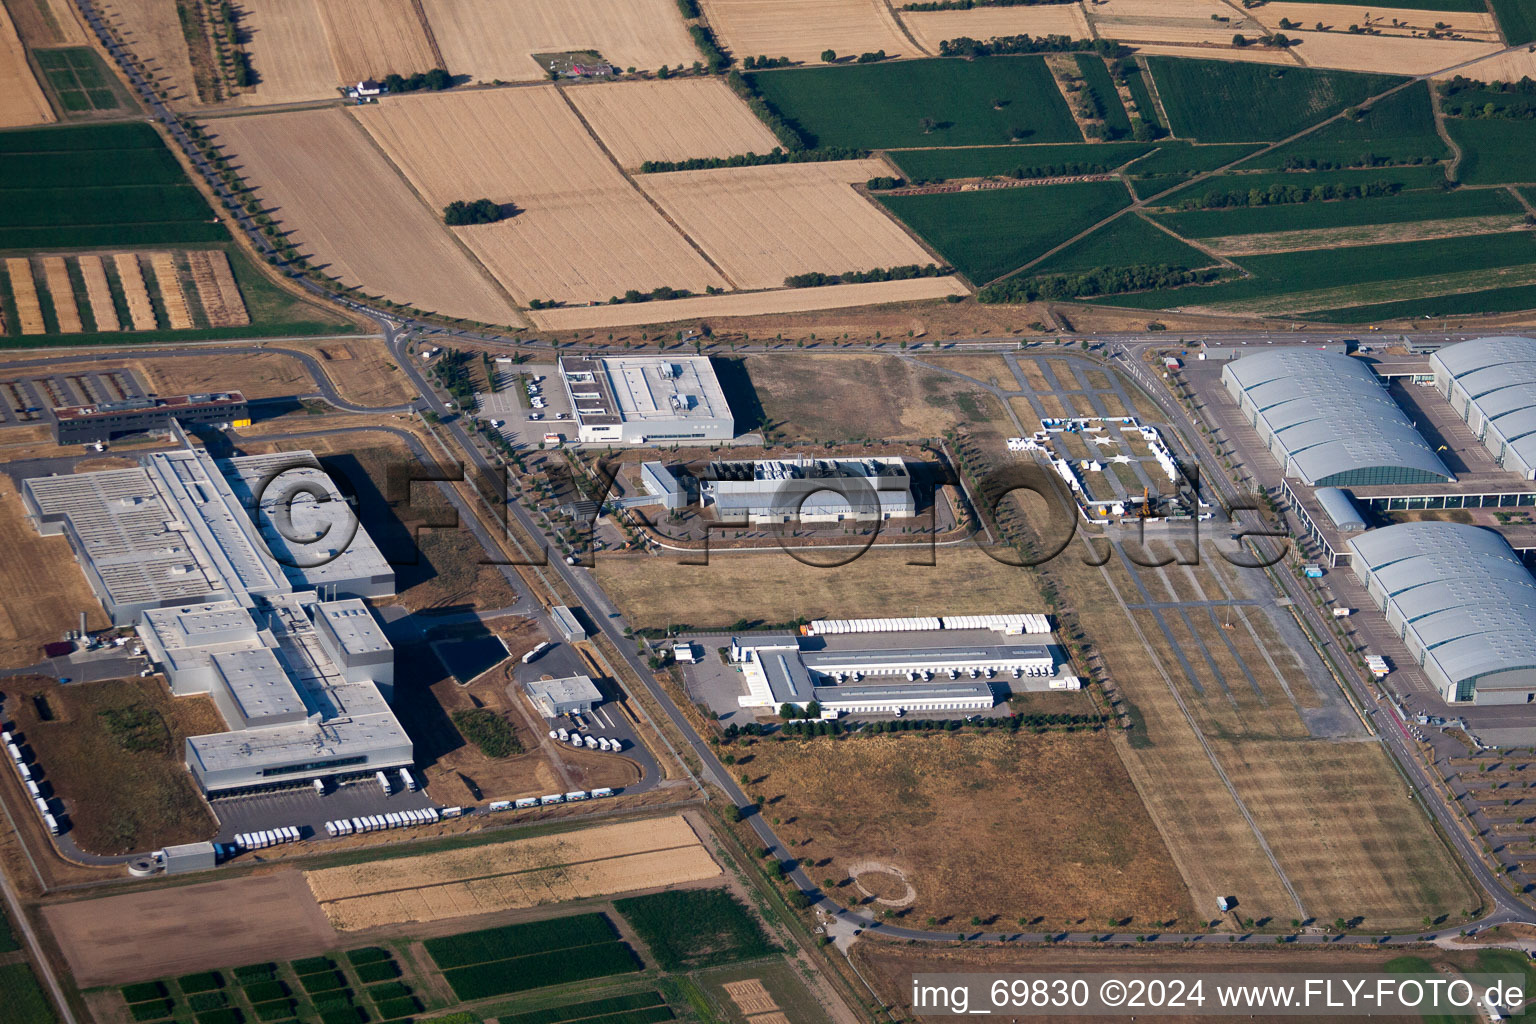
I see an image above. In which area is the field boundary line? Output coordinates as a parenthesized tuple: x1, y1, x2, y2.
(882, 0, 932, 56)
(1135, 56, 1174, 135)
(340, 106, 533, 328)
(1431, 84, 1465, 181)
(410, 0, 447, 70)
(553, 84, 741, 290)
(1135, 209, 1239, 270)
(1092, 538, 1307, 918)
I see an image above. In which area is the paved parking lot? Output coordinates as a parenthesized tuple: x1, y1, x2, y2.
(475, 363, 574, 449)
(211, 774, 441, 843)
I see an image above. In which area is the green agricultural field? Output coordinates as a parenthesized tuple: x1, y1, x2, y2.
(33, 47, 123, 113)
(1246, 82, 1447, 169)
(1028, 213, 1218, 274)
(1302, 281, 1536, 322)
(1073, 54, 1131, 138)
(1120, 61, 1162, 133)
(1124, 142, 1266, 196)
(1089, 231, 1536, 311)
(878, 180, 1131, 283)
(614, 890, 776, 972)
(1491, 0, 1536, 44)
(0, 146, 186, 189)
(887, 141, 1151, 182)
(0, 901, 19, 952)
(0, 963, 56, 1024)
(744, 57, 1081, 149)
(496, 991, 672, 1024)
(1151, 186, 1524, 237)
(0, 121, 159, 152)
(1147, 59, 1405, 142)
(1157, 162, 1449, 209)
(439, 944, 641, 1002)
(425, 914, 618, 970)
(1445, 117, 1536, 184)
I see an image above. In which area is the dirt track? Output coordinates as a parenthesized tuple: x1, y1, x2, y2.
(44, 871, 336, 986)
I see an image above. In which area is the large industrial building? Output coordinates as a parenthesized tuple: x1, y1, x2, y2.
(52, 391, 250, 445)
(643, 456, 917, 524)
(729, 614, 1061, 714)
(1348, 522, 1536, 705)
(1431, 336, 1536, 480)
(24, 436, 410, 793)
(557, 355, 734, 444)
(1222, 349, 1454, 487)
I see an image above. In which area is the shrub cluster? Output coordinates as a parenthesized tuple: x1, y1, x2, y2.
(639, 145, 866, 173)
(865, 175, 904, 189)
(784, 262, 949, 288)
(383, 68, 452, 93)
(443, 198, 504, 225)
(1176, 178, 1402, 209)
(978, 264, 1228, 303)
(689, 24, 730, 71)
(741, 55, 792, 68)
(450, 708, 522, 758)
(607, 285, 692, 305)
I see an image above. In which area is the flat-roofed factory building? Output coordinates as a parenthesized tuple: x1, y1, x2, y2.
(698, 456, 916, 524)
(524, 674, 603, 716)
(53, 391, 250, 445)
(558, 355, 733, 444)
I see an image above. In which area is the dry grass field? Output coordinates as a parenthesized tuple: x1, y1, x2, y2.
(1086, 0, 1262, 45)
(595, 545, 1041, 632)
(96, 0, 201, 105)
(6, 258, 44, 335)
(1288, 31, 1495, 74)
(1254, 3, 1498, 39)
(743, 352, 1007, 441)
(900, 4, 1089, 53)
(1204, 216, 1530, 256)
(186, 250, 251, 326)
(148, 252, 193, 329)
(0, 478, 111, 665)
(40, 256, 81, 333)
(743, 731, 1193, 926)
(306, 814, 720, 929)
(45, 871, 336, 986)
(114, 253, 157, 330)
(638, 160, 935, 290)
(0, 2, 53, 127)
(77, 255, 120, 332)
(212, 108, 522, 325)
(923, 354, 1014, 386)
(290, 339, 414, 407)
(315, 0, 437, 83)
(699, 0, 916, 64)
(236, 0, 340, 104)
(568, 78, 781, 167)
(141, 350, 308, 398)
(355, 88, 725, 304)
(421, 0, 698, 83)
(526, 276, 965, 329)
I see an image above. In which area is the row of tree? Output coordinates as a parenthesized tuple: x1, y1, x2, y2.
(638, 145, 867, 173)
(978, 264, 1226, 303)
(741, 55, 793, 69)
(726, 71, 811, 150)
(1175, 178, 1403, 209)
(1277, 153, 1441, 171)
(937, 34, 1124, 58)
(689, 24, 730, 71)
(606, 285, 693, 305)
(784, 263, 950, 288)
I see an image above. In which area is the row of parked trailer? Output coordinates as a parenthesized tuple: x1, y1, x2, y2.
(488, 788, 614, 813)
(3, 726, 61, 836)
(233, 827, 300, 850)
(324, 806, 445, 836)
(551, 728, 624, 752)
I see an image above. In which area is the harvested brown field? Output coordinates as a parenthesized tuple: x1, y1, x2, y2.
(526, 276, 965, 330)
(212, 108, 522, 325)
(306, 814, 721, 929)
(744, 731, 1192, 926)
(40, 256, 82, 333)
(1289, 31, 1495, 74)
(1205, 217, 1530, 256)
(141, 349, 308, 398)
(113, 252, 157, 329)
(639, 160, 935, 290)
(0, 477, 111, 665)
(355, 88, 725, 304)
(148, 251, 192, 328)
(743, 351, 1006, 442)
(186, 249, 250, 326)
(422, 0, 699, 83)
(568, 78, 780, 168)
(699, 0, 915, 64)
(315, 0, 436, 84)
(77, 255, 120, 332)
(1438, 48, 1536, 82)
(45, 871, 336, 986)
(96, 0, 200, 106)
(724, 980, 778, 1016)
(900, 4, 1089, 53)
(595, 544, 1041, 632)
(1253, 3, 1499, 40)
(3, 674, 220, 855)
(0, 2, 53, 127)
(6, 258, 44, 334)
(924, 354, 1013, 386)
(236, 0, 340, 104)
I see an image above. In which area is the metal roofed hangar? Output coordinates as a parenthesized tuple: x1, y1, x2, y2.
(1431, 335, 1536, 480)
(1222, 349, 1454, 487)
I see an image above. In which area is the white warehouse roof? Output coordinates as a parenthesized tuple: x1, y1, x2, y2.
(1222, 349, 1453, 487)
(1431, 336, 1536, 479)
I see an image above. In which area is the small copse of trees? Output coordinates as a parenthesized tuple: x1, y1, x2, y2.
(384, 68, 452, 93)
(443, 198, 505, 225)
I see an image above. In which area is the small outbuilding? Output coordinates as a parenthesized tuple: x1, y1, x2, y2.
(160, 841, 217, 875)
(524, 674, 602, 717)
